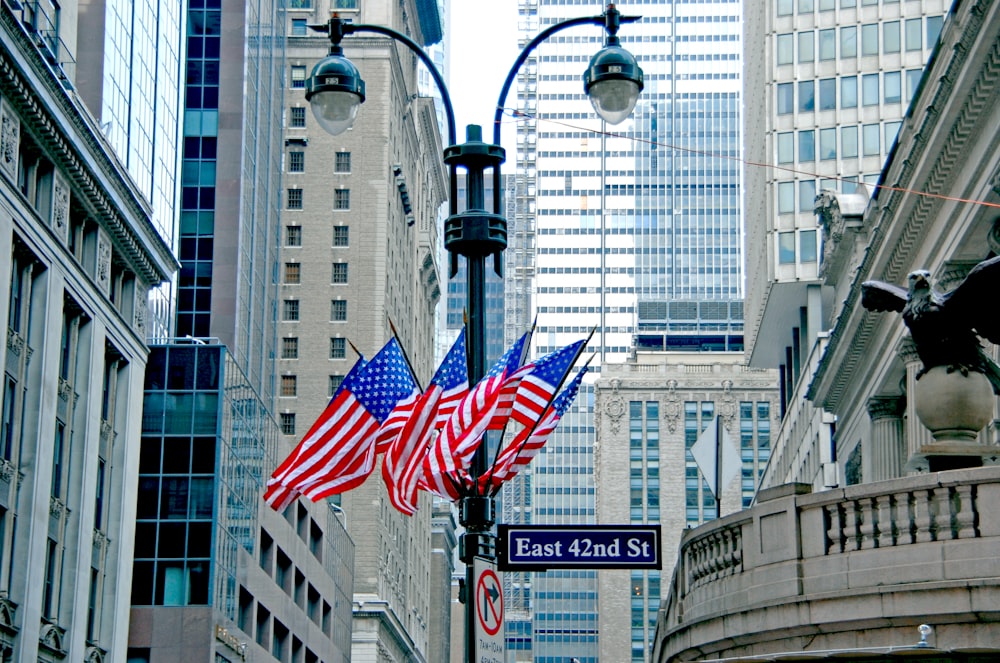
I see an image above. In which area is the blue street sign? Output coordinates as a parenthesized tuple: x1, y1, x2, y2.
(497, 524, 661, 571)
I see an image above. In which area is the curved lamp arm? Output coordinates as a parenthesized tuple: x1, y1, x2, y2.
(491, 4, 641, 145)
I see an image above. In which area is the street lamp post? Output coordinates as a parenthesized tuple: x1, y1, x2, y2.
(305, 6, 642, 662)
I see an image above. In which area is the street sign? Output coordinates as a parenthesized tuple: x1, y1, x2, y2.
(473, 557, 504, 663)
(497, 524, 661, 571)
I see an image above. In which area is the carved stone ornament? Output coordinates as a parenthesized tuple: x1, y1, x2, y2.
(51, 170, 70, 243)
(84, 645, 106, 663)
(0, 459, 15, 484)
(0, 101, 19, 182)
(49, 495, 67, 519)
(662, 379, 681, 433)
(604, 394, 626, 435)
(134, 282, 147, 333)
(96, 229, 112, 295)
(39, 619, 67, 657)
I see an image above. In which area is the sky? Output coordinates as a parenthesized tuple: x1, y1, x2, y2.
(447, 0, 519, 155)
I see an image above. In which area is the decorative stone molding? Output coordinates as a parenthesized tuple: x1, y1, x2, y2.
(938, 259, 979, 293)
(38, 619, 66, 658)
(814, 187, 868, 285)
(0, 99, 18, 182)
(866, 395, 905, 421)
(84, 645, 106, 663)
(49, 495, 67, 519)
(0, 459, 15, 485)
(0, 592, 17, 633)
(96, 228, 112, 296)
(134, 281, 147, 334)
(5, 329, 24, 359)
(661, 379, 681, 433)
(603, 384, 626, 436)
(51, 169, 70, 244)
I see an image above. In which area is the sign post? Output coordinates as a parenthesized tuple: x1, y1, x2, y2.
(473, 557, 504, 663)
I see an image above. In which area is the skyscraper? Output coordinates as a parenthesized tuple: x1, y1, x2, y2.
(278, 0, 450, 660)
(512, 0, 744, 660)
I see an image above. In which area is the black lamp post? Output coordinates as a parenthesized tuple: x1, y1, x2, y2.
(306, 6, 642, 662)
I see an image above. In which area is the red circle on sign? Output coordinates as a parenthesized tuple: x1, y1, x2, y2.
(476, 568, 504, 636)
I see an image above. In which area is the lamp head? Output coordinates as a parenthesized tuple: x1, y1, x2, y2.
(584, 40, 644, 124)
(305, 46, 366, 135)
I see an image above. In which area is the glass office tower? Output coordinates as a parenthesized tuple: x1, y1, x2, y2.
(513, 0, 743, 661)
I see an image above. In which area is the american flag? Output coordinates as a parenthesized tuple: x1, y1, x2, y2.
(264, 339, 417, 508)
(481, 361, 588, 494)
(422, 329, 533, 499)
(509, 339, 586, 427)
(383, 329, 468, 515)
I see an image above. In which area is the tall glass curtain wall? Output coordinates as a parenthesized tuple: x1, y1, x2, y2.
(520, 1, 743, 661)
(99, 0, 184, 340)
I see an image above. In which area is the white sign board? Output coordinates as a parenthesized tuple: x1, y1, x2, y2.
(473, 556, 504, 663)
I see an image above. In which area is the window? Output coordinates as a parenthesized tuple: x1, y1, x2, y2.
(798, 80, 814, 112)
(288, 151, 304, 173)
(52, 423, 66, 498)
(862, 74, 879, 106)
(862, 124, 880, 155)
(329, 375, 344, 397)
(331, 263, 348, 284)
(280, 413, 296, 436)
(905, 18, 922, 51)
(286, 225, 302, 247)
(331, 300, 347, 321)
(799, 179, 816, 212)
(284, 263, 301, 284)
(282, 337, 299, 359)
(283, 300, 300, 321)
(777, 34, 793, 65)
(818, 78, 836, 110)
(927, 16, 943, 48)
(884, 71, 901, 104)
(861, 24, 878, 56)
(819, 0, 835, 9)
(334, 151, 351, 173)
(778, 232, 796, 264)
(291, 65, 306, 88)
(290, 107, 306, 128)
(840, 26, 857, 58)
(333, 0, 358, 8)
(777, 182, 795, 214)
(334, 189, 350, 210)
(777, 0, 793, 16)
(291, 18, 307, 36)
(820, 128, 836, 160)
(333, 226, 349, 247)
(287, 188, 303, 209)
(798, 31, 814, 62)
(290, 0, 313, 7)
(884, 21, 900, 53)
(800, 229, 818, 263)
(841, 76, 858, 108)
(799, 130, 815, 162)
(776, 83, 793, 115)
(777, 133, 794, 164)
(842, 125, 859, 158)
(281, 375, 297, 397)
(818, 29, 835, 60)
(798, 0, 813, 12)
(330, 338, 346, 359)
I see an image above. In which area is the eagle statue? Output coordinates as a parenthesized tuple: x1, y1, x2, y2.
(860, 255, 1000, 394)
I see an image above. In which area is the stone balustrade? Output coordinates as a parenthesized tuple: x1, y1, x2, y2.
(655, 468, 1000, 662)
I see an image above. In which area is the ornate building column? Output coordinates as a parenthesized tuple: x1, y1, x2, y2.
(865, 395, 905, 482)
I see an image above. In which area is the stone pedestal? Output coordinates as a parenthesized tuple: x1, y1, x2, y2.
(912, 366, 994, 470)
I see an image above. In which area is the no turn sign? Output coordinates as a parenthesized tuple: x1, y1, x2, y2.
(473, 557, 504, 661)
